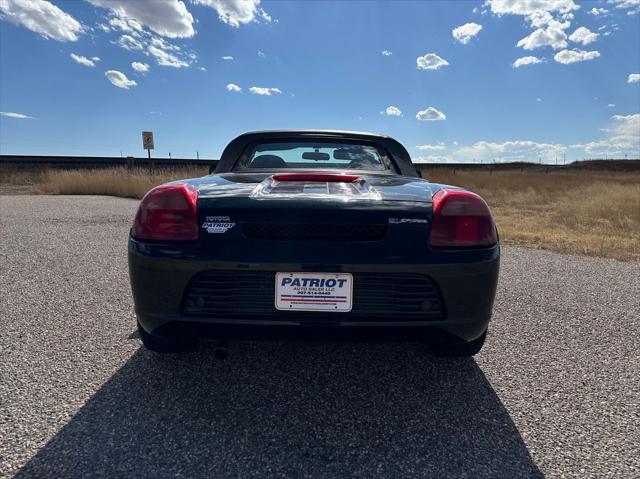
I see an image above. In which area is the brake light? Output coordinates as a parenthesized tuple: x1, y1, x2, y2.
(132, 183, 199, 241)
(430, 189, 497, 247)
(272, 173, 360, 182)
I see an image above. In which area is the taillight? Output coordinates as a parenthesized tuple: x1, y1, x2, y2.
(132, 183, 199, 241)
(430, 189, 497, 248)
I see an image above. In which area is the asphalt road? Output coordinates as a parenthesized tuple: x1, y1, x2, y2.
(1, 195, 638, 478)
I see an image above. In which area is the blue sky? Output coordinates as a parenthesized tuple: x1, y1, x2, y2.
(0, 0, 639, 163)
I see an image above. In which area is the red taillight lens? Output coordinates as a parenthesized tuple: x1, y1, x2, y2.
(132, 183, 199, 241)
(272, 173, 360, 182)
(430, 189, 497, 247)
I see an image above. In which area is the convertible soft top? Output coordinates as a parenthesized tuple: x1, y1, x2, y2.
(214, 129, 419, 177)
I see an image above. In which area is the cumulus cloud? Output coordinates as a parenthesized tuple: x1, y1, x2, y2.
(249, 86, 281, 95)
(105, 70, 137, 89)
(193, 0, 272, 28)
(0, 111, 33, 119)
(416, 53, 449, 70)
(608, 103, 616, 107)
(571, 114, 640, 156)
(516, 19, 570, 50)
(513, 55, 544, 67)
(382, 106, 402, 116)
(381, 50, 392, 56)
(415, 144, 446, 151)
(226, 83, 241, 92)
(457, 139, 566, 162)
(88, 0, 195, 38)
(131, 61, 149, 73)
(108, 15, 142, 33)
(554, 49, 601, 64)
(569, 26, 599, 45)
(222, 55, 234, 60)
(416, 107, 446, 121)
(452, 22, 482, 44)
(70, 53, 96, 67)
(0, 0, 83, 41)
(628, 73, 640, 83)
(148, 45, 189, 67)
(588, 7, 609, 15)
(484, 0, 579, 17)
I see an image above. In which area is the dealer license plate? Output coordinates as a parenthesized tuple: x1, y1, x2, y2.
(275, 272, 353, 312)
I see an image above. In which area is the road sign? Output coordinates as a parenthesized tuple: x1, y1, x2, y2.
(142, 131, 154, 150)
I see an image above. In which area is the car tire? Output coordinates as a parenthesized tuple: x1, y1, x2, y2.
(137, 321, 196, 353)
(432, 330, 487, 357)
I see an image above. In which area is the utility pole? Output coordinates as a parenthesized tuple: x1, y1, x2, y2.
(197, 151, 200, 160)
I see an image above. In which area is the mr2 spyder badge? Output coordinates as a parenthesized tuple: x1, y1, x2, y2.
(202, 216, 235, 234)
(389, 217, 429, 224)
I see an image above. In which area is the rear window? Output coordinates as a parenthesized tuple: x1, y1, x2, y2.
(235, 141, 394, 171)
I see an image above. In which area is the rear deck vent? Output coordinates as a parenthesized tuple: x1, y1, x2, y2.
(243, 223, 387, 242)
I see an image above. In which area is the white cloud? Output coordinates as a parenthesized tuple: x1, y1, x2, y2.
(199, 66, 206, 71)
(457, 139, 566, 162)
(108, 16, 142, 33)
(415, 144, 446, 151)
(516, 20, 570, 50)
(416, 107, 446, 121)
(608, 103, 616, 107)
(249, 86, 281, 95)
(70, 53, 96, 67)
(226, 83, 241, 92)
(131, 61, 149, 73)
(608, 0, 640, 14)
(569, 26, 598, 45)
(536, 97, 542, 102)
(452, 22, 482, 44)
(416, 53, 449, 70)
(554, 49, 601, 64)
(115, 34, 144, 51)
(88, 0, 195, 38)
(148, 45, 189, 67)
(105, 70, 137, 89)
(0, 111, 33, 119)
(381, 50, 392, 56)
(413, 155, 455, 163)
(222, 55, 234, 60)
(628, 73, 640, 83)
(572, 114, 640, 156)
(381, 106, 402, 116)
(91, 56, 100, 61)
(484, 0, 579, 17)
(193, 0, 272, 28)
(588, 7, 609, 15)
(0, 0, 83, 41)
(513, 55, 543, 67)
(257, 50, 265, 58)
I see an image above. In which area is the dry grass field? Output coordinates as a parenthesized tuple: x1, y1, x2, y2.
(1, 165, 638, 261)
(420, 167, 640, 261)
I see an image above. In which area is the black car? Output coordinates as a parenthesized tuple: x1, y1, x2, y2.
(129, 130, 499, 356)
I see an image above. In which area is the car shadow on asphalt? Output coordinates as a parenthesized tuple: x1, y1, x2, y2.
(16, 340, 542, 478)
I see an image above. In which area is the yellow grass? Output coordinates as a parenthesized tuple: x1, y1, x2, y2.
(38, 166, 208, 199)
(419, 168, 640, 261)
(3, 166, 639, 261)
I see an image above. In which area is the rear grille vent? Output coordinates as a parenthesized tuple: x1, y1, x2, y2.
(243, 223, 387, 241)
(182, 271, 444, 321)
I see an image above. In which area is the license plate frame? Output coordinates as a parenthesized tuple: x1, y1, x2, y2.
(275, 272, 353, 312)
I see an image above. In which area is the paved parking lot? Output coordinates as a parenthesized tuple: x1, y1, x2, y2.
(1, 195, 639, 478)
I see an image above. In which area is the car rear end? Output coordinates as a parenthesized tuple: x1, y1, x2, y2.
(128, 173, 500, 349)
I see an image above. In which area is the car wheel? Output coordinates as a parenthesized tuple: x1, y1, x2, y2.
(137, 321, 196, 353)
(432, 330, 487, 357)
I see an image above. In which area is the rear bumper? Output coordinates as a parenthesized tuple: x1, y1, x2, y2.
(128, 238, 500, 342)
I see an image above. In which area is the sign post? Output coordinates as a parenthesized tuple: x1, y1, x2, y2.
(142, 131, 154, 172)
